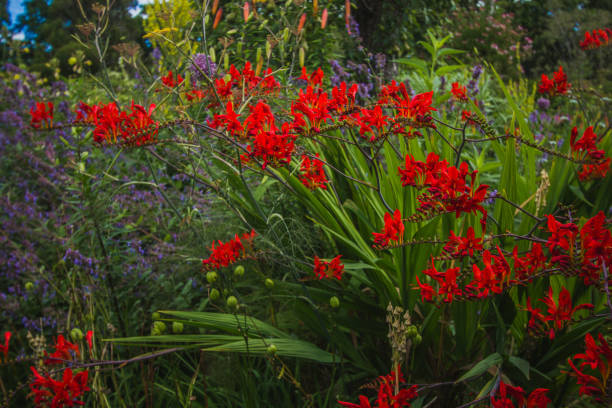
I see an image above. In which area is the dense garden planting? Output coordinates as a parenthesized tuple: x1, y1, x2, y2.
(1, 0, 612, 407)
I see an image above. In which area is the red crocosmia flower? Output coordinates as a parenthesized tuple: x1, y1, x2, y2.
(202, 230, 256, 270)
(566, 333, 612, 400)
(491, 381, 526, 408)
(338, 367, 418, 408)
(444, 227, 483, 257)
(415, 276, 435, 302)
(580, 28, 612, 50)
(45, 335, 80, 365)
(512, 243, 546, 280)
(30, 101, 54, 129)
(438, 267, 462, 303)
(451, 82, 468, 101)
(526, 287, 593, 339)
(122, 102, 158, 146)
(85, 331, 93, 350)
(246, 123, 296, 169)
(372, 209, 404, 248)
(160, 70, 184, 88)
(313, 255, 344, 280)
(526, 388, 552, 408)
(538, 66, 570, 96)
(91, 102, 127, 144)
(579, 212, 612, 280)
(297, 66, 324, 87)
(30, 366, 90, 408)
(209, 101, 244, 137)
(300, 153, 328, 190)
(185, 89, 206, 101)
(0, 331, 11, 361)
(570, 126, 610, 181)
(546, 215, 578, 253)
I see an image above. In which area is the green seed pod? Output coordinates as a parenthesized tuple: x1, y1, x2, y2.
(413, 334, 422, 346)
(256, 47, 262, 63)
(223, 288, 229, 297)
(152, 312, 161, 320)
(282, 27, 290, 43)
(224, 53, 229, 70)
(206, 271, 218, 283)
(172, 322, 184, 334)
(265, 278, 274, 289)
(209, 47, 216, 63)
(70, 328, 84, 342)
(329, 296, 340, 308)
(151, 327, 161, 336)
(25, 282, 34, 291)
(227, 28, 238, 35)
(234, 265, 245, 277)
(265, 41, 272, 59)
(153, 321, 167, 333)
(226, 295, 238, 309)
(267, 344, 277, 354)
(237, 41, 243, 54)
(299, 47, 305, 67)
(204, 14, 210, 26)
(406, 325, 418, 338)
(209, 288, 220, 300)
(284, 0, 292, 7)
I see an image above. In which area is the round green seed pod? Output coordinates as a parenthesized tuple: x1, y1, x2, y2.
(406, 325, 418, 338)
(265, 278, 274, 289)
(206, 271, 218, 283)
(329, 296, 340, 308)
(153, 321, 167, 333)
(234, 265, 245, 277)
(25, 282, 34, 291)
(152, 312, 161, 320)
(267, 344, 277, 354)
(226, 295, 238, 309)
(414, 334, 422, 346)
(172, 322, 184, 334)
(70, 328, 84, 342)
(209, 288, 220, 300)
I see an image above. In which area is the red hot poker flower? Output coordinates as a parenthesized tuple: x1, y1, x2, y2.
(30, 102, 54, 129)
(30, 367, 90, 408)
(313, 255, 344, 280)
(300, 153, 328, 190)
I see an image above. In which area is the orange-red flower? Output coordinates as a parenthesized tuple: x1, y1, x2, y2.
(538, 66, 570, 96)
(0, 331, 10, 362)
(30, 102, 54, 129)
(313, 255, 344, 280)
(300, 153, 328, 190)
(372, 209, 404, 248)
(30, 366, 90, 408)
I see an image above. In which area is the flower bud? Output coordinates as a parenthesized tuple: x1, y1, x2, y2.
(413, 334, 422, 346)
(299, 47, 305, 67)
(70, 328, 84, 342)
(25, 282, 34, 291)
(152, 312, 161, 320)
(329, 296, 340, 308)
(172, 322, 184, 334)
(224, 53, 229, 70)
(152, 321, 167, 335)
(68, 57, 77, 65)
(406, 325, 418, 338)
(267, 344, 277, 354)
(265, 278, 274, 289)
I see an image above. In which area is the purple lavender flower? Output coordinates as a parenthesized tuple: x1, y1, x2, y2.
(152, 48, 162, 61)
(374, 53, 386, 72)
(472, 65, 483, 80)
(191, 53, 217, 81)
(347, 16, 360, 40)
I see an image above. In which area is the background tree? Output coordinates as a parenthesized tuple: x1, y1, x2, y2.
(16, 0, 147, 76)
